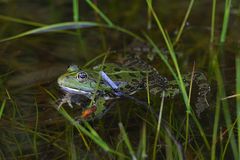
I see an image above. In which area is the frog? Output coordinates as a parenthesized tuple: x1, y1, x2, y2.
(57, 56, 210, 120)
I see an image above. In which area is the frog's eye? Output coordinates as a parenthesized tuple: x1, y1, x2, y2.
(77, 71, 88, 81)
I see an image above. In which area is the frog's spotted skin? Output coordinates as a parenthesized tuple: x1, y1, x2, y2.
(58, 62, 168, 100)
(57, 57, 210, 120)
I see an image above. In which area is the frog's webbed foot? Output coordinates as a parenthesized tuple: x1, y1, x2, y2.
(195, 97, 210, 117)
(57, 100, 73, 110)
(195, 83, 210, 117)
(182, 72, 211, 117)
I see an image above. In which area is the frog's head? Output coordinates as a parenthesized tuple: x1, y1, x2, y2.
(58, 65, 97, 96)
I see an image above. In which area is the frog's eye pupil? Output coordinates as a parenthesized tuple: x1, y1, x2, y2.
(77, 72, 88, 80)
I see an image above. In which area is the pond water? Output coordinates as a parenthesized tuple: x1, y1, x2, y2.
(0, 0, 239, 159)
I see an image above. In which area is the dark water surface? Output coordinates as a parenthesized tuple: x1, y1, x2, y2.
(0, 0, 239, 159)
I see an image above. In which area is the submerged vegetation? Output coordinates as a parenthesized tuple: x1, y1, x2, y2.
(0, 0, 240, 159)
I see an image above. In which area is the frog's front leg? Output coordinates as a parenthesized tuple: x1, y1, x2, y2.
(57, 93, 90, 110)
(57, 92, 74, 110)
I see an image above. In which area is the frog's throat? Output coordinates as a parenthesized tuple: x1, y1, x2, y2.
(60, 86, 92, 96)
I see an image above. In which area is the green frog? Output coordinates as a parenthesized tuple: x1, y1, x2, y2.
(57, 57, 210, 120)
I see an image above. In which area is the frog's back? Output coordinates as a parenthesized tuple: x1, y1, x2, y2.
(123, 56, 169, 93)
(93, 56, 168, 95)
(93, 63, 146, 94)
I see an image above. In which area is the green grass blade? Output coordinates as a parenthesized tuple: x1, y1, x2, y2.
(58, 108, 128, 158)
(41, 87, 57, 101)
(210, 0, 216, 43)
(112, 25, 143, 41)
(152, 91, 165, 160)
(220, 0, 232, 43)
(211, 86, 221, 160)
(0, 21, 143, 42)
(147, 0, 152, 29)
(222, 118, 239, 159)
(146, 0, 189, 110)
(145, 0, 210, 149)
(146, 73, 151, 105)
(144, 33, 177, 79)
(59, 107, 110, 151)
(164, 129, 173, 159)
(0, 14, 45, 27)
(72, 0, 88, 58)
(33, 99, 39, 160)
(87, 52, 108, 107)
(236, 55, 240, 157)
(0, 99, 6, 119)
(66, 126, 77, 160)
(165, 127, 184, 160)
(145, 35, 210, 149)
(119, 123, 137, 160)
(83, 122, 107, 141)
(0, 21, 102, 42)
(137, 122, 147, 160)
(83, 52, 106, 68)
(214, 50, 238, 159)
(185, 64, 195, 151)
(43, 88, 90, 151)
(210, 48, 226, 159)
(221, 89, 238, 157)
(174, 0, 195, 45)
(85, 0, 114, 26)
(73, 0, 79, 22)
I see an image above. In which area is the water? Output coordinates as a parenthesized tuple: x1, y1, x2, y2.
(0, 0, 239, 159)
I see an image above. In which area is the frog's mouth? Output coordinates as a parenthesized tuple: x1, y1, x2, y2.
(60, 86, 92, 96)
